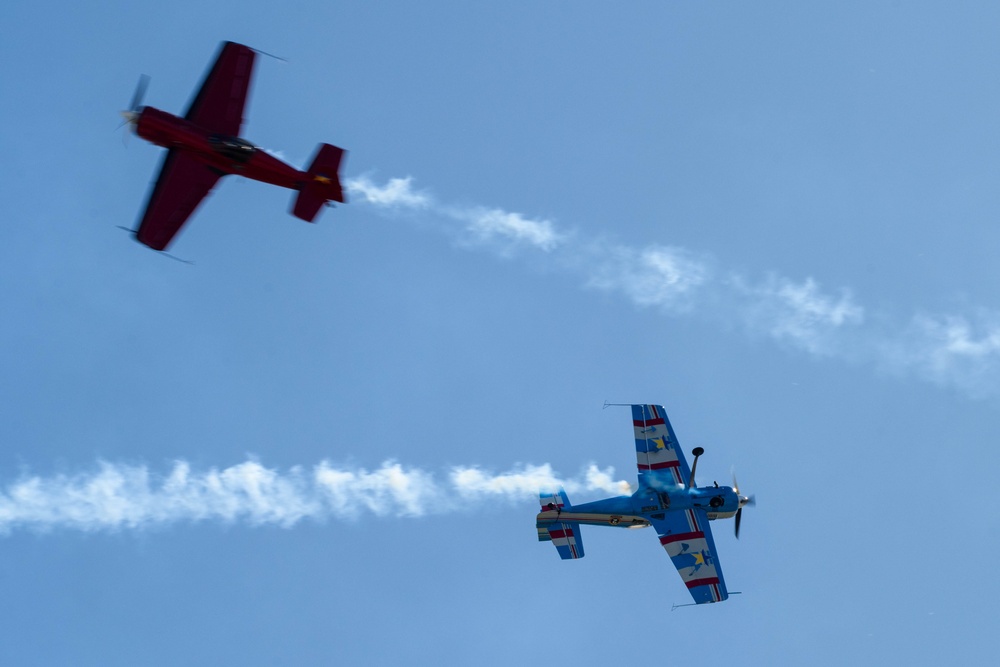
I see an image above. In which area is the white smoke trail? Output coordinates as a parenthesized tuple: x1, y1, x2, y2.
(346, 174, 1000, 396)
(0, 459, 632, 534)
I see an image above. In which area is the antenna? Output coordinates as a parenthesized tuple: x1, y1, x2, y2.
(116, 227, 194, 264)
(672, 592, 741, 611)
(602, 401, 633, 409)
(159, 252, 195, 265)
(251, 47, 288, 62)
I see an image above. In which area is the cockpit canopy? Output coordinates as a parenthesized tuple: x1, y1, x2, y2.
(209, 134, 258, 163)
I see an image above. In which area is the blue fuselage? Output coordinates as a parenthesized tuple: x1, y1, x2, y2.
(542, 485, 741, 530)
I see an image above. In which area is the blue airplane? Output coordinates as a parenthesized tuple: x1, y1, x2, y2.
(536, 403, 755, 605)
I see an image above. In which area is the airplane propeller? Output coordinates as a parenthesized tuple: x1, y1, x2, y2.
(732, 472, 756, 539)
(119, 74, 150, 137)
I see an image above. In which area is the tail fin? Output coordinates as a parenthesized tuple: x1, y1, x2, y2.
(292, 143, 347, 222)
(536, 489, 585, 560)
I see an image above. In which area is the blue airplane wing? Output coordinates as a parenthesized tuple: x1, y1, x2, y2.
(650, 508, 729, 604)
(631, 404, 693, 490)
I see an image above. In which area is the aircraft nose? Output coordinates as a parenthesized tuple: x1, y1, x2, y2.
(120, 110, 139, 127)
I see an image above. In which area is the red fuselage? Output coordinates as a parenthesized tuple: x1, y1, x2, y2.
(135, 106, 305, 190)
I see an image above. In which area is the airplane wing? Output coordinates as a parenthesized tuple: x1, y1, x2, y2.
(631, 404, 693, 488)
(184, 41, 256, 136)
(135, 149, 222, 250)
(650, 509, 729, 604)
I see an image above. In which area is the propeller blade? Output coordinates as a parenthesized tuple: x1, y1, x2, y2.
(129, 74, 150, 112)
(119, 75, 149, 144)
(732, 470, 753, 538)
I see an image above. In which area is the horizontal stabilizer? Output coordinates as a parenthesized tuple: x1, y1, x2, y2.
(539, 521, 584, 560)
(536, 489, 584, 559)
(292, 143, 347, 222)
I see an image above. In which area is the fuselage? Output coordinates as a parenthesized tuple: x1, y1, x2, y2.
(537, 485, 741, 530)
(134, 106, 306, 190)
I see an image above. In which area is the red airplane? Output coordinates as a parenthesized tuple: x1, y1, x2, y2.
(122, 41, 347, 251)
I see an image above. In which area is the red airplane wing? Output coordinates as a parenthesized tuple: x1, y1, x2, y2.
(135, 149, 222, 250)
(183, 41, 256, 136)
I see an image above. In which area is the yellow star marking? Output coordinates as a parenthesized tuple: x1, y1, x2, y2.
(692, 552, 705, 565)
(653, 437, 667, 450)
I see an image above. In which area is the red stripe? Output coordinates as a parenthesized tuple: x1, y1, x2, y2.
(685, 577, 720, 589)
(549, 529, 574, 539)
(659, 531, 704, 545)
(638, 460, 679, 471)
(633, 418, 665, 427)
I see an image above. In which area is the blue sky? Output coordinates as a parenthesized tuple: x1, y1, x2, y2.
(2, 2, 999, 664)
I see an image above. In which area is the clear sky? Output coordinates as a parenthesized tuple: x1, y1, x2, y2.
(2, 2, 999, 665)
